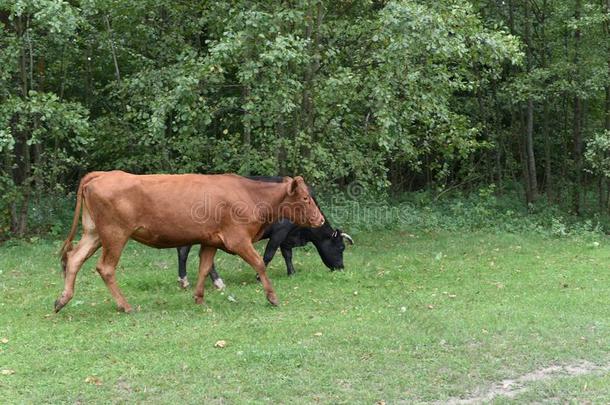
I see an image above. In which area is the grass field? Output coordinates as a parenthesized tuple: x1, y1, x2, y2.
(1, 230, 609, 403)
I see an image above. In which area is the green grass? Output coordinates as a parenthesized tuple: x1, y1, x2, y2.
(1, 230, 609, 403)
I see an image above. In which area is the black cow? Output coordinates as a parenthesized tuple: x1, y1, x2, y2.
(176, 177, 353, 289)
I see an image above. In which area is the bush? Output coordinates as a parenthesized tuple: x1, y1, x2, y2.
(2, 185, 608, 243)
(319, 186, 608, 238)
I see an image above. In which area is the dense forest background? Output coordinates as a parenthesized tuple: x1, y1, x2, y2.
(1, 0, 610, 238)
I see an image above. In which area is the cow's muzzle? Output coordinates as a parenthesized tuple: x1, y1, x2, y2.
(313, 216, 325, 227)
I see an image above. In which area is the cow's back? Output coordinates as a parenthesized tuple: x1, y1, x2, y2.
(83, 172, 255, 248)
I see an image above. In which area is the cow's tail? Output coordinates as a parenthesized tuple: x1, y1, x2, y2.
(59, 172, 103, 272)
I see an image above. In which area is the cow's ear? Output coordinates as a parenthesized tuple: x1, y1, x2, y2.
(288, 178, 299, 195)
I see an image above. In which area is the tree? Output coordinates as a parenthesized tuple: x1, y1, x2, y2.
(0, 0, 90, 237)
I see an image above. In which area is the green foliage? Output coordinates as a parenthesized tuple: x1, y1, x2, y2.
(370, 1, 521, 171)
(2, 0, 610, 237)
(1, 91, 90, 176)
(320, 186, 609, 238)
(585, 130, 610, 178)
(74, 0, 522, 184)
(0, 91, 90, 237)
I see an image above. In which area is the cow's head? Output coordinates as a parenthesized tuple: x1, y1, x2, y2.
(280, 176, 325, 228)
(313, 227, 353, 270)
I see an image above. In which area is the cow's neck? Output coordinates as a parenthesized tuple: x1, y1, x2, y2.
(245, 180, 290, 226)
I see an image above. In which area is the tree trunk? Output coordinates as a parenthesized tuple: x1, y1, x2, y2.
(525, 99, 538, 202)
(543, 102, 553, 201)
(572, 0, 583, 214)
(538, 0, 553, 201)
(572, 98, 583, 214)
(9, 15, 32, 237)
(242, 85, 252, 175)
(104, 15, 121, 83)
(496, 137, 503, 189)
(601, 0, 610, 212)
(523, 0, 538, 202)
(299, 0, 323, 171)
(518, 109, 533, 203)
(277, 121, 288, 176)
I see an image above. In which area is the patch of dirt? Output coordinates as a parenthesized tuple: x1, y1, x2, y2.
(115, 377, 133, 395)
(443, 360, 610, 404)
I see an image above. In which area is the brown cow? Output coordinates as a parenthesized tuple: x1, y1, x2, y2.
(55, 170, 324, 313)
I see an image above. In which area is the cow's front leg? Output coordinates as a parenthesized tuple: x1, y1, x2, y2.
(255, 240, 279, 283)
(194, 246, 217, 305)
(236, 242, 278, 306)
(280, 246, 296, 276)
(96, 243, 131, 312)
(262, 239, 280, 266)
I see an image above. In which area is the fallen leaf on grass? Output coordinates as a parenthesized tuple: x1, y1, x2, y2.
(314, 332, 323, 337)
(85, 376, 102, 385)
(427, 305, 434, 309)
(214, 340, 227, 348)
(0, 337, 8, 344)
(1, 369, 15, 375)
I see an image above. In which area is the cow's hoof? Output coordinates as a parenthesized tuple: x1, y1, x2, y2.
(213, 278, 226, 290)
(194, 296, 204, 305)
(178, 277, 190, 289)
(266, 293, 279, 306)
(118, 304, 133, 313)
(54, 299, 65, 313)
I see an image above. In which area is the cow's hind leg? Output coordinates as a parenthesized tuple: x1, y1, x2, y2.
(208, 264, 225, 290)
(236, 243, 278, 306)
(95, 235, 131, 312)
(55, 209, 101, 312)
(177, 245, 192, 288)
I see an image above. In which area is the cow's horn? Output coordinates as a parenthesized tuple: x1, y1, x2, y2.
(341, 233, 354, 245)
